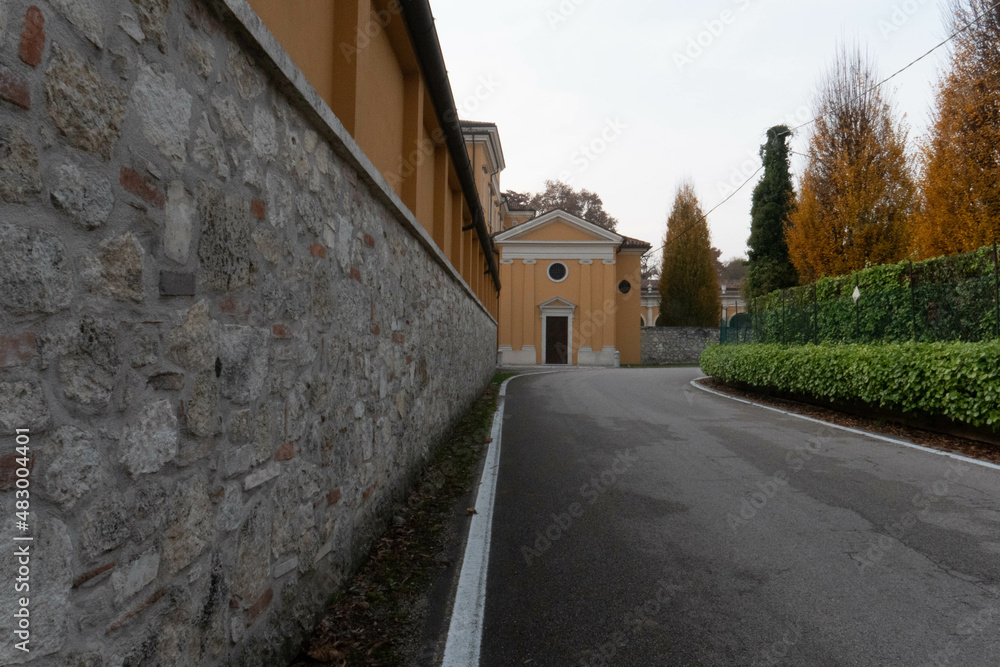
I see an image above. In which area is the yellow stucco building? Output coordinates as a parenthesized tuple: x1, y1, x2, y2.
(247, 0, 650, 368)
(495, 211, 651, 366)
(641, 280, 747, 327)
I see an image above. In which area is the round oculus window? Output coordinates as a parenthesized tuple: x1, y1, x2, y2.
(618, 280, 632, 294)
(547, 262, 568, 282)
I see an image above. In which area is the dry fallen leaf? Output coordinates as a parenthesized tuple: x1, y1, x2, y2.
(307, 646, 345, 663)
(467, 507, 478, 515)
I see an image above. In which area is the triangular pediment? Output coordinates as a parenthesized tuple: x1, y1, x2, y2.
(538, 296, 577, 311)
(496, 209, 622, 244)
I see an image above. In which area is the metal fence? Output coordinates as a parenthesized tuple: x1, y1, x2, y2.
(721, 242, 1000, 346)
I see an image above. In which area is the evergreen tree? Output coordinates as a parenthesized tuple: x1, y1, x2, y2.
(912, 0, 1000, 257)
(657, 184, 721, 326)
(746, 126, 798, 297)
(786, 45, 915, 282)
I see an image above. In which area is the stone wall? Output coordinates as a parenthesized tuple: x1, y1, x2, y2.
(0, 0, 496, 664)
(640, 327, 718, 365)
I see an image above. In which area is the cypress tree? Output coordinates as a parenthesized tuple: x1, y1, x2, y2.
(657, 184, 721, 326)
(746, 126, 798, 297)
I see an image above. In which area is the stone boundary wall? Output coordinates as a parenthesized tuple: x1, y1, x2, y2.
(640, 327, 718, 365)
(0, 1, 496, 664)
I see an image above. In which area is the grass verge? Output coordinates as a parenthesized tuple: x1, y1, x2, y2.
(292, 372, 515, 666)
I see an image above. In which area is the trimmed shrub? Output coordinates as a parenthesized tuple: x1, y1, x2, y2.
(748, 243, 1000, 344)
(700, 342, 1000, 428)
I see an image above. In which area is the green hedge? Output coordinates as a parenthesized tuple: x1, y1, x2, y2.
(748, 244, 1000, 344)
(700, 342, 1000, 428)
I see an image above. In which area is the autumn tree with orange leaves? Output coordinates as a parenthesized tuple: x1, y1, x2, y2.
(912, 0, 1000, 258)
(786, 45, 916, 283)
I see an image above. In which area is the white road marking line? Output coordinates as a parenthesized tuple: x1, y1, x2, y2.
(443, 371, 564, 666)
(690, 378, 1000, 472)
(438, 373, 510, 666)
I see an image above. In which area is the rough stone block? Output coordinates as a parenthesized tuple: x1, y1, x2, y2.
(216, 481, 243, 532)
(19, 6, 45, 67)
(118, 11, 145, 42)
(218, 325, 268, 405)
(273, 557, 298, 579)
(120, 399, 178, 475)
(111, 551, 160, 604)
(81, 498, 130, 559)
(0, 125, 42, 203)
(59, 348, 116, 409)
(163, 475, 212, 574)
(45, 45, 126, 159)
(233, 501, 272, 601)
(82, 231, 145, 303)
(49, 162, 114, 229)
(229, 43, 264, 101)
(167, 301, 217, 372)
(186, 371, 219, 437)
(130, 330, 160, 369)
(44, 426, 103, 508)
(211, 94, 251, 142)
(244, 462, 280, 490)
(132, 63, 192, 169)
(219, 444, 254, 479)
(193, 112, 229, 179)
(165, 180, 196, 264)
(160, 271, 196, 297)
(0, 379, 49, 431)
(49, 0, 103, 48)
(131, 0, 169, 51)
(185, 38, 214, 77)
(0, 222, 72, 315)
(198, 184, 255, 290)
(253, 229, 285, 265)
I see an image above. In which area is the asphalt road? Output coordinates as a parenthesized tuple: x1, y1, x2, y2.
(480, 368, 1000, 666)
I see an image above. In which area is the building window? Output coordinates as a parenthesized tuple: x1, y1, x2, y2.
(618, 280, 632, 294)
(547, 262, 568, 283)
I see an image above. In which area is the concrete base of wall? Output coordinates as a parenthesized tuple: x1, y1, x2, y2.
(499, 346, 536, 366)
(578, 346, 619, 367)
(499, 346, 619, 367)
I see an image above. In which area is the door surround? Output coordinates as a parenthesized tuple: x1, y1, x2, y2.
(539, 297, 576, 365)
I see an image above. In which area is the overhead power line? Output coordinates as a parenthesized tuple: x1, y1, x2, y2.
(646, 0, 1000, 263)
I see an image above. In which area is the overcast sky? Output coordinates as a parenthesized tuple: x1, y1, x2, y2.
(431, 0, 957, 260)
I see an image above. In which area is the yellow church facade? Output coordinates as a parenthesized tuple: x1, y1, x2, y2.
(495, 211, 650, 366)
